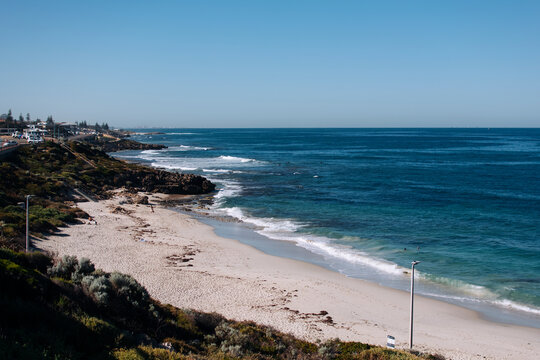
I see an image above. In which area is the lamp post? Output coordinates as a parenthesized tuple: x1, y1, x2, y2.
(409, 261, 420, 349)
(25, 195, 34, 252)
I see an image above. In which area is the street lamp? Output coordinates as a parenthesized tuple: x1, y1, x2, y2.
(25, 195, 35, 252)
(409, 260, 421, 349)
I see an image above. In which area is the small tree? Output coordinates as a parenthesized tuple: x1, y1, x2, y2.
(5, 109, 14, 128)
(46, 116, 55, 130)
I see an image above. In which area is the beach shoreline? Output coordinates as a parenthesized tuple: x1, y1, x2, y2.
(38, 193, 540, 360)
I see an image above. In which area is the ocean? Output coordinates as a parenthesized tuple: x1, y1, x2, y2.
(115, 128, 540, 327)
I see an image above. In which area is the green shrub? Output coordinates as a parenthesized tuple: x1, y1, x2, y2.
(48, 255, 78, 279)
(0, 248, 52, 273)
(336, 341, 372, 359)
(80, 315, 120, 342)
(0, 258, 47, 296)
(110, 272, 150, 309)
(1, 225, 20, 238)
(355, 348, 421, 360)
(0, 249, 432, 360)
(48, 255, 96, 284)
(85, 275, 112, 305)
(190, 310, 226, 333)
(112, 346, 184, 360)
(72, 257, 95, 282)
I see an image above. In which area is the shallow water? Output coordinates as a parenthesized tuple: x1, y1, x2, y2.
(117, 128, 540, 327)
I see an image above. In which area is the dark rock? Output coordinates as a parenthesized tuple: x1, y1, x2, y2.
(85, 138, 167, 152)
(133, 195, 149, 204)
(69, 141, 215, 195)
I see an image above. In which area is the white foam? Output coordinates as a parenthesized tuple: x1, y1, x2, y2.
(493, 299, 540, 315)
(141, 149, 160, 155)
(150, 162, 197, 171)
(223, 207, 302, 233)
(219, 155, 256, 163)
(168, 145, 210, 151)
(420, 292, 483, 303)
(291, 235, 404, 276)
(219, 207, 404, 276)
(418, 274, 495, 299)
(214, 182, 243, 200)
(140, 152, 263, 173)
(202, 169, 244, 174)
(422, 292, 540, 316)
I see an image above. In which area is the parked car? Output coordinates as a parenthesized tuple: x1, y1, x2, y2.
(2, 141, 17, 147)
(27, 137, 43, 144)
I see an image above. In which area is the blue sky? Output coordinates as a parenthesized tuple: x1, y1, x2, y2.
(1, 0, 539, 127)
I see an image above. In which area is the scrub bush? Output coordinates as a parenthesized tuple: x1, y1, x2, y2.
(72, 257, 95, 282)
(48, 255, 78, 279)
(86, 275, 112, 305)
(110, 272, 149, 309)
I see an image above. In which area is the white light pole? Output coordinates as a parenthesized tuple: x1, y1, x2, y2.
(25, 195, 34, 252)
(409, 260, 420, 349)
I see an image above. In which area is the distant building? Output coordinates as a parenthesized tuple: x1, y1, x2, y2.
(24, 125, 46, 142)
(57, 122, 77, 130)
(54, 122, 79, 137)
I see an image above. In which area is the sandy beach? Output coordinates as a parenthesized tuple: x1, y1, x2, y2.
(37, 193, 540, 360)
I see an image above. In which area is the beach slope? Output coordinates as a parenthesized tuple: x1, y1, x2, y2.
(39, 195, 540, 360)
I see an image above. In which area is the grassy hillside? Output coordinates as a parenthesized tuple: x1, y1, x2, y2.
(0, 249, 441, 360)
(0, 141, 214, 250)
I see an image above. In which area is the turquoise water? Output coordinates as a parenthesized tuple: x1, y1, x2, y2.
(116, 128, 540, 326)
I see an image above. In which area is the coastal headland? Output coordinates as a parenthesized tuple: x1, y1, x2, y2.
(2, 138, 539, 359)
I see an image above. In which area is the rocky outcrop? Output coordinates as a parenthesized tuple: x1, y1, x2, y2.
(86, 138, 167, 152)
(43, 141, 216, 196)
(137, 171, 216, 195)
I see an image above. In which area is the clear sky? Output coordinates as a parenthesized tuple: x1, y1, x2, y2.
(1, 0, 539, 128)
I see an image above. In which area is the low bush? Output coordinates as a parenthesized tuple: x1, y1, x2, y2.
(86, 275, 113, 304)
(112, 346, 185, 360)
(0, 248, 52, 273)
(110, 272, 150, 309)
(1, 250, 437, 360)
(48, 255, 78, 279)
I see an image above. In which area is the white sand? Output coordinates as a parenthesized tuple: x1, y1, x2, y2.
(38, 194, 540, 360)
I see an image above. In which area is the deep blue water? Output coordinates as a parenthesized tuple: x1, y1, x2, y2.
(116, 128, 540, 325)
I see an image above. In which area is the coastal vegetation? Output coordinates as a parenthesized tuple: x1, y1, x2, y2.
(0, 249, 440, 359)
(0, 140, 214, 250)
(0, 132, 442, 359)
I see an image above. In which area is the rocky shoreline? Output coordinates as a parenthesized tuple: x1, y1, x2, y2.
(84, 136, 167, 152)
(0, 139, 216, 250)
